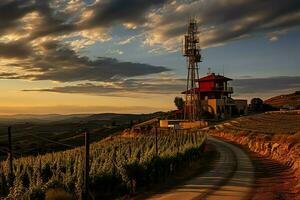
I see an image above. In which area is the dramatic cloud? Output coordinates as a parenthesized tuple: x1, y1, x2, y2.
(0, 40, 33, 58)
(0, 40, 168, 82)
(0, 0, 299, 97)
(0, 0, 170, 83)
(144, 0, 300, 50)
(232, 76, 300, 94)
(23, 76, 300, 100)
(0, 0, 35, 35)
(81, 0, 168, 29)
(23, 78, 186, 96)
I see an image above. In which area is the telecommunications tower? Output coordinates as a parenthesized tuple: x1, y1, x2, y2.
(183, 18, 202, 121)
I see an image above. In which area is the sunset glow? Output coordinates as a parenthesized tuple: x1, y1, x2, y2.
(0, 0, 299, 114)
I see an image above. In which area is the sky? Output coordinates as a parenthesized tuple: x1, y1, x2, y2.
(0, 0, 300, 115)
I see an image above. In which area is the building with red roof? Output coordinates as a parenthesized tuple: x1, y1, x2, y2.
(182, 72, 247, 119)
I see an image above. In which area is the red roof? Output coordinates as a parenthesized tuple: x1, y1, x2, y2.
(198, 73, 232, 82)
(181, 87, 232, 94)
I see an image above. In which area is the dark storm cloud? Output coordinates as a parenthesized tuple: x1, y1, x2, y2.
(0, 0, 169, 39)
(24, 76, 300, 97)
(0, 41, 33, 58)
(147, 0, 300, 49)
(28, 1, 78, 40)
(5, 41, 169, 82)
(0, 0, 170, 82)
(23, 78, 186, 96)
(232, 76, 300, 94)
(0, 0, 78, 39)
(26, 58, 169, 82)
(1, 0, 299, 84)
(0, 0, 167, 40)
(0, 0, 35, 34)
(200, 0, 300, 25)
(82, 0, 168, 28)
(0, 0, 169, 40)
(202, 0, 300, 46)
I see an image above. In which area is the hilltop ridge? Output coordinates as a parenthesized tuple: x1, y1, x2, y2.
(264, 91, 300, 108)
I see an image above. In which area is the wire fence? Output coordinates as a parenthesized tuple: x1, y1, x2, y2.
(0, 125, 207, 200)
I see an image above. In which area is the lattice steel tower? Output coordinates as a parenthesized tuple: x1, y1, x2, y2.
(183, 18, 202, 121)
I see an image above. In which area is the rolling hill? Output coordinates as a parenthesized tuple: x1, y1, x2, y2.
(0, 112, 165, 160)
(264, 91, 300, 108)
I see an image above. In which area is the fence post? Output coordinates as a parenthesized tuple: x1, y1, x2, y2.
(175, 129, 179, 153)
(0, 164, 4, 195)
(154, 126, 159, 183)
(84, 130, 90, 200)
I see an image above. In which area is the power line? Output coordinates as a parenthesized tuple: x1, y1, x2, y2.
(0, 148, 8, 154)
(27, 133, 77, 148)
(0, 147, 22, 157)
(1, 132, 83, 158)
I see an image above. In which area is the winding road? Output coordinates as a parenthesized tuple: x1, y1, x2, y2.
(147, 137, 255, 200)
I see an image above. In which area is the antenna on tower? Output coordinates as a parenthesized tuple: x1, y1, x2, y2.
(222, 65, 225, 76)
(183, 17, 202, 121)
(208, 67, 211, 75)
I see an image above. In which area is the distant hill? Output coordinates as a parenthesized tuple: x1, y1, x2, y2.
(0, 111, 166, 159)
(86, 112, 163, 121)
(0, 112, 166, 124)
(264, 91, 300, 108)
(0, 114, 91, 124)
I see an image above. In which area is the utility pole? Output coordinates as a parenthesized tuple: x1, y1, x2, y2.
(154, 126, 159, 183)
(83, 130, 90, 200)
(175, 129, 179, 153)
(8, 126, 13, 176)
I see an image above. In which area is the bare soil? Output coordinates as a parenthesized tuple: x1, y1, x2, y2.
(250, 152, 300, 200)
(220, 138, 300, 200)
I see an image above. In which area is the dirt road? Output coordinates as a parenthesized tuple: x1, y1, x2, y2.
(147, 137, 254, 200)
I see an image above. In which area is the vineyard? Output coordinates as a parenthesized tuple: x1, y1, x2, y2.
(0, 129, 206, 199)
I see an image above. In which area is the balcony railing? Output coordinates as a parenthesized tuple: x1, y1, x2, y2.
(212, 86, 233, 93)
(225, 87, 233, 93)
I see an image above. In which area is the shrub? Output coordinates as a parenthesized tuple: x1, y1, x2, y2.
(27, 187, 45, 200)
(45, 188, 74, 200)
(287, 131, 300, 145)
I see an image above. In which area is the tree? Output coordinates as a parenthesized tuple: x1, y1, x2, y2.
(262, 103, 278, 112)
(111, 120, 116, 126)
(250, 98, 263, 112)
(174, 97, 185, 110)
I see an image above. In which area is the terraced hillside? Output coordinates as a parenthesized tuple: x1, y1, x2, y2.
(209, 111, 300, 199)
(216, 111, 300, 136)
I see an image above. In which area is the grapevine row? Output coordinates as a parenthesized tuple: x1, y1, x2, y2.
(0, 129, 206, 199)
